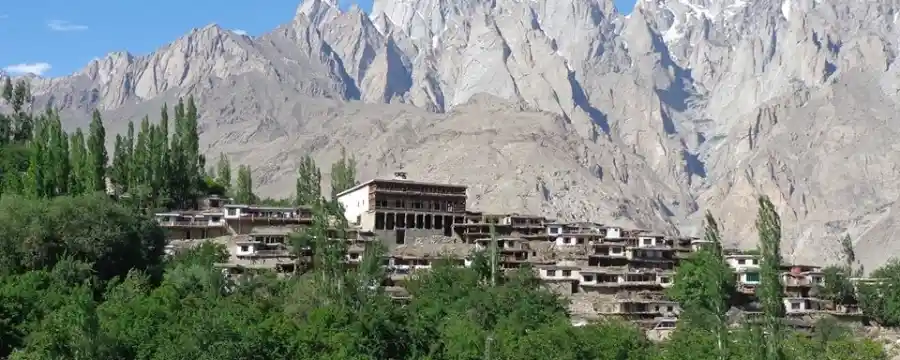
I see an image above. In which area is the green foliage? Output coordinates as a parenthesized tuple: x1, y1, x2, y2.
(755, 195, 785, 360)
(858, 259, 900, 326)
(819, 266, 856, 306)
(0, 193, 166, 280)
(295, 154, 322, 206)
(330, 146, 358, 198)
(234, 164, 255, 204)
(215, 152, 231, 194)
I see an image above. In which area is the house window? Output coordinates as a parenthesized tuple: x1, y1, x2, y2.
(583, 275, 593, 282)
(211, 216, 221, 222)
(562, 270, 572, 277)
(240, 245, 249, 252)
(642, 238, 652, 245)
(791, 302, 801, 310)
(745, 272, 760, 283)
(227, 208, 237, 216)
(660, 277, 671, 284)
(546, 270, 557, 277)
(667, 306, 674, 312)
(737, 259, 746, 265)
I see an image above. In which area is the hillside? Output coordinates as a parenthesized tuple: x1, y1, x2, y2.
(11, 0, 900, 270)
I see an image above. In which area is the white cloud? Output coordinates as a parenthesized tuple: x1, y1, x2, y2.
(47, 19, 88, 32)
(4, 62, 52, 76)
(231, 29, 248, 36)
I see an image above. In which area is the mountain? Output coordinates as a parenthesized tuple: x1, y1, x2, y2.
(11, 0, 900, 270)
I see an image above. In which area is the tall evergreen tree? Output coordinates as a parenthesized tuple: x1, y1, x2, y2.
(330, 147, 358, 199)
(756, 195, 785, 360)
(86, 110, 107, 192)
(215, 153, 231, 195)
(295, 155, 321, 206)
(234, 165, 254, 204)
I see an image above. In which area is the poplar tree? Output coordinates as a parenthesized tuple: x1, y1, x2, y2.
(756, 195, 785, 360)
(668, 211, 733, 360)
(234, 165, 254, 204)
(295, 155, 321, 206)
(0, 78, 10, 146)
(45, 109, 69, 196)
(68, 129, 88, 195)
(87, 110, 107, 192)
(10, 80, 33, 142)
(110, 135, 129, 189)
(330, 147, 358, 198)
(23, 117, 46, 198)
(215, 153, 231, 195)
(123, 121, 135, 193)
(153, 106, 170, 202)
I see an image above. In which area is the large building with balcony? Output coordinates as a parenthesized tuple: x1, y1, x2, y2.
(335, 172, 468, 249)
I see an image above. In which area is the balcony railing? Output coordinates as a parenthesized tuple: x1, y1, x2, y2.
(158, 220, 224, 228)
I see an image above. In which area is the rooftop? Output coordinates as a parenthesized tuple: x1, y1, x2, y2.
(335, 175, 468, 198)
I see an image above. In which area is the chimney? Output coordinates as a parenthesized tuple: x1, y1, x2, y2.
(393, 171, 408, 180)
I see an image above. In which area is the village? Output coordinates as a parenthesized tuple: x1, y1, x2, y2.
(154, 171, 873, 336)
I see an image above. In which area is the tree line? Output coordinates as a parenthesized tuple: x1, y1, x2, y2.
(1, 78, 361, 213)
(0, 193, 888, 360)
(211, 145, 359, 207)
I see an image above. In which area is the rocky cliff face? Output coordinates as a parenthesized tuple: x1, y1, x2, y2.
(13, 0, 900, 270)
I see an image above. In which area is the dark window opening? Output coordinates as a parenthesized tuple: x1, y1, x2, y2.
(416, 214, 424, 229)
(386, 213, 395, 230)
(397, 213, 406, 228)
(443, 216, 452, 237)
(425, 215, 433, 229)
(375, 212, 385, 230)
(395, 229, 406, 245)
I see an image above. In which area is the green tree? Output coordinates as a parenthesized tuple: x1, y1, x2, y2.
(667, 211, 733, 360)
(86, 110, 107, 193)
(234, 165, 254, 204)
(68, 129, 89, 195)
(295, 155, 322, 206)
(756, 195, 785, 360)
(330, 147, 358, 199)
(215, 152, 231, 195)
(858, 259, 900, 326)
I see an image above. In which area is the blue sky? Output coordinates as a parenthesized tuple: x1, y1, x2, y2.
(0, 0, 637, 78)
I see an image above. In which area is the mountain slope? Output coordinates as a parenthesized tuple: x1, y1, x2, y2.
(12, 0, 900, 270)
